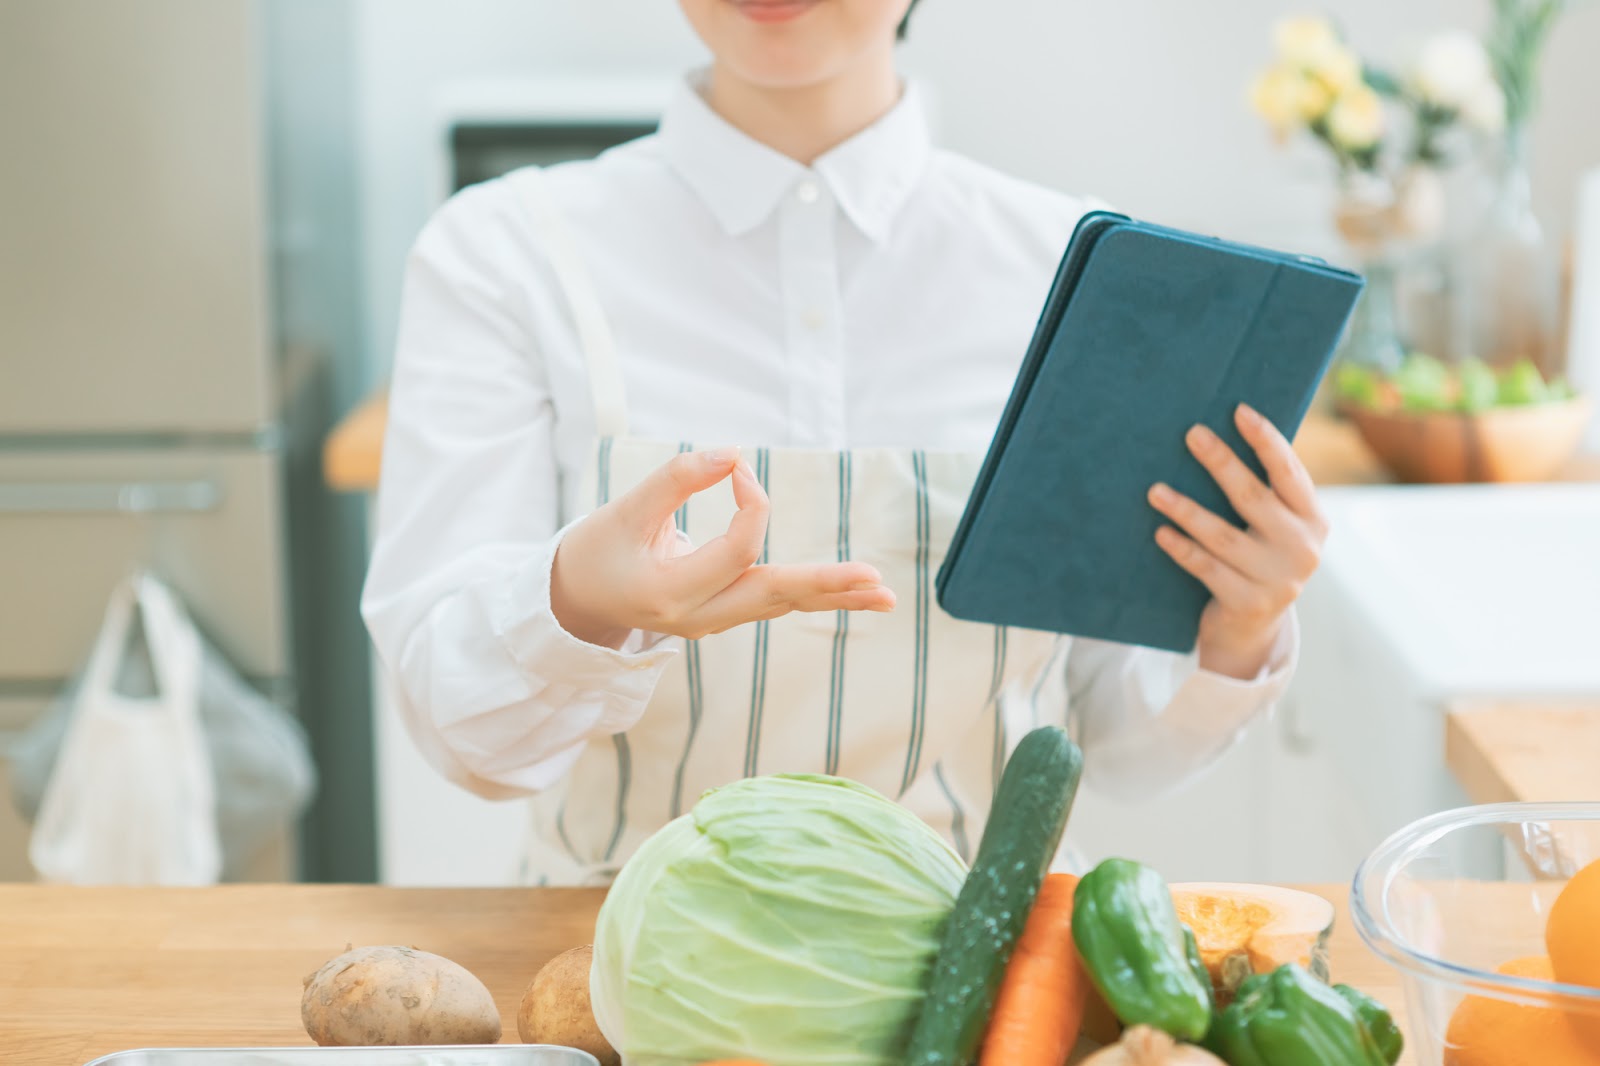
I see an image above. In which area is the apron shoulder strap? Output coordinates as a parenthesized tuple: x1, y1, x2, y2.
(507, 166, 630, 439)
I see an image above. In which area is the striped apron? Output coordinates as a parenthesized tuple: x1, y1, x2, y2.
(512, 167, 1065, 885)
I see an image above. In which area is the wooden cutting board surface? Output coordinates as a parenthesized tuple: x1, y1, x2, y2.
(0, 883, 1416, 1065)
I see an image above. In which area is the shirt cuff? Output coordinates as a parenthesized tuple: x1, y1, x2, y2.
(1168, 610, 1300, 741)
(489, 520, 678, 732)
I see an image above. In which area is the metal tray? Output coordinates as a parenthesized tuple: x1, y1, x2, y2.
(84, 1047, 600, 1066)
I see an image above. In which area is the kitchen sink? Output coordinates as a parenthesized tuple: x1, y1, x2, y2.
(1315, 483, 1600, 696)
(1261, 482, 1600, 883)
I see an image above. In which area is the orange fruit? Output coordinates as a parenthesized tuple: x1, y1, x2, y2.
(1444, 956, 1600, 1066)
(1550, 858, 1600, 989)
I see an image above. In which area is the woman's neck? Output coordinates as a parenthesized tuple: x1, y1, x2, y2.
(703, 59, 901, 165)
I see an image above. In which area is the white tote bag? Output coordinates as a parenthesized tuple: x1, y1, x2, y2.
(29, 573, 223, 885)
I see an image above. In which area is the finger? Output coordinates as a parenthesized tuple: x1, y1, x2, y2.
(788, 587, 898, 615)
(1154, 525, 1271, 611)
(1235, 405, 1323, 526)
(1185, 423, 1298, 534)
(667, 459, 772, 591)
(691, 562, 890, 632)
(612, 447, 741, 529)
(1148, 483, 1277, 581)
(701, 588, 898, 634)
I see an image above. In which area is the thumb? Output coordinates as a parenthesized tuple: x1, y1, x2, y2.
(612, 447, 742, 527)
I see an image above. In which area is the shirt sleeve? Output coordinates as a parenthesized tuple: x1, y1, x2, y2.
(1063, 613, 1299, 801)
(360, 183, 677, 802)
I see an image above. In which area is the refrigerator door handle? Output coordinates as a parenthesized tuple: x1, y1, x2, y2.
(0, 480, 223, 515)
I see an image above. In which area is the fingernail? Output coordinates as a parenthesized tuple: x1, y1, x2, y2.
(851, 580, 883, 592)
(702, 446, 740, 466)
(1237, 404, 1262, 427)
(1149, 482, 1173, 504)
(1188, 424, 1216, 449)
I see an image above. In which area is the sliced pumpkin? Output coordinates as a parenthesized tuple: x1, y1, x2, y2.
(1168, 883, 1336, 1004)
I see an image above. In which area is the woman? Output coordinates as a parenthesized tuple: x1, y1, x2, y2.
(363, 0, 1326, 885)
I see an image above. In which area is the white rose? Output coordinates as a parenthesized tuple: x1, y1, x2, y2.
(1461, 78, 1507, 132)
(1327, 85, 1386, 152)
(1411, 30, 1494, 109)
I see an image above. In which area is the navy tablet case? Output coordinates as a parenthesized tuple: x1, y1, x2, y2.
(935, 212, 1364, 653)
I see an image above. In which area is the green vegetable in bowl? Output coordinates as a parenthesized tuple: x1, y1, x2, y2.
(590, 773, 966, 1066)
(1334, 352, 1578, 414)
(1499, 359, 1550, 406)
(1457, 359, 1500, 413)
(1333, 362, 1383, 409)
(1394, 353, 1455, 412)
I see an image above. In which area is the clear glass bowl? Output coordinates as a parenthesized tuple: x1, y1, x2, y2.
(1352, 802, 1600, 1064)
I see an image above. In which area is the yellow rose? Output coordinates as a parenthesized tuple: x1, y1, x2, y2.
(1274, 15, 1363, 95)
(1309, 43, 1363, 95)
(1326, 84, 1386, 152)
(1274, 15, 1339, 63)
(1296, 74, 1335, 122)
(1251, 66, 1306, 134)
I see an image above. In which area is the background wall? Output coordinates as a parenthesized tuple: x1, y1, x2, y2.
(353, 0, 1600, 384)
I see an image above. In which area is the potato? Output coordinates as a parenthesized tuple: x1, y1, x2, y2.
(301, 944, 501, 1047)
(518, 944, 619, 1065)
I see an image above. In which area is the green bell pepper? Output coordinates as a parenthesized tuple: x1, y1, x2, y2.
(1336, 982, 1405, 1064)
(1071, 858, 1215, 1042)
(1211, 963, 1398, 1066)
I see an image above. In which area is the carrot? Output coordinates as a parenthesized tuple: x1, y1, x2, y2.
(979, 872, 1090, 1066)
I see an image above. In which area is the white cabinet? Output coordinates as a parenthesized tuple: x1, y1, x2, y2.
(0, 698, 48, 882)
(372, 662, 529, 886)
(1068, 721, 1276, 882)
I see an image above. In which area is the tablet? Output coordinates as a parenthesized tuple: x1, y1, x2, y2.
(935, 212, 1364, 653)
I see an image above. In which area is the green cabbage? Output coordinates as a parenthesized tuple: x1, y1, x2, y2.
(590, 773, 966, 1066)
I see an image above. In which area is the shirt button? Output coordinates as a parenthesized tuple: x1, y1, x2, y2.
(803, 308, 826, 331)
(796, 181, 820, 205)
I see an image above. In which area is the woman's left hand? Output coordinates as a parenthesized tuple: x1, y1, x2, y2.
(1146, 403, 1329, 680)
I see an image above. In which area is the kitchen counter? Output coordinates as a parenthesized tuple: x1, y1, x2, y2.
(1448, 703, 1600, 805)
(320, 389, 1600, 494)
(1, 883, 1404, 1066)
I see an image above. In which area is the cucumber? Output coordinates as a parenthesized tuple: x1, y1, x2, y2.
(905, 725, 1085, 1066)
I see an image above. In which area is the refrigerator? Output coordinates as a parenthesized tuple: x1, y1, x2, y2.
(0, 0, 374, 881)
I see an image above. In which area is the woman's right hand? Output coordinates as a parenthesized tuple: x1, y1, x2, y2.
(550, 448, 895, 648)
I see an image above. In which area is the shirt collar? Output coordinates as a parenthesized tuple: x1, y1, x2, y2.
(658, 70, 933, 244)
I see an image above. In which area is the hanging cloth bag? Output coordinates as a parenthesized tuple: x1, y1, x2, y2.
(28, 573, 223, 885)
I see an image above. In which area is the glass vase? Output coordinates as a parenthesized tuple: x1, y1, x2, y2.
(1343, 259, 1407, 373)
(1333, 169, 1429, 375)
(1453, 127, 1559, 373)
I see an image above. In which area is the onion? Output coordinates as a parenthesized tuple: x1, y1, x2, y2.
(1078, 1026, 1227, 1066)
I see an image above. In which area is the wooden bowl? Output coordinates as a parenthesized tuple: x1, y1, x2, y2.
(1341, 395, 1593, 484)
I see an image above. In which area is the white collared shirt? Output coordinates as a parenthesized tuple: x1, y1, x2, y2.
(362, 75, 1296, 803)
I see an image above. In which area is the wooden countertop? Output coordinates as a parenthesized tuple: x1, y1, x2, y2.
(1, 883, 1401, 1066)
(1447, 702, 1600, 806)
(323, 389, 1600, 494)
(324, 390, 389, 493)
